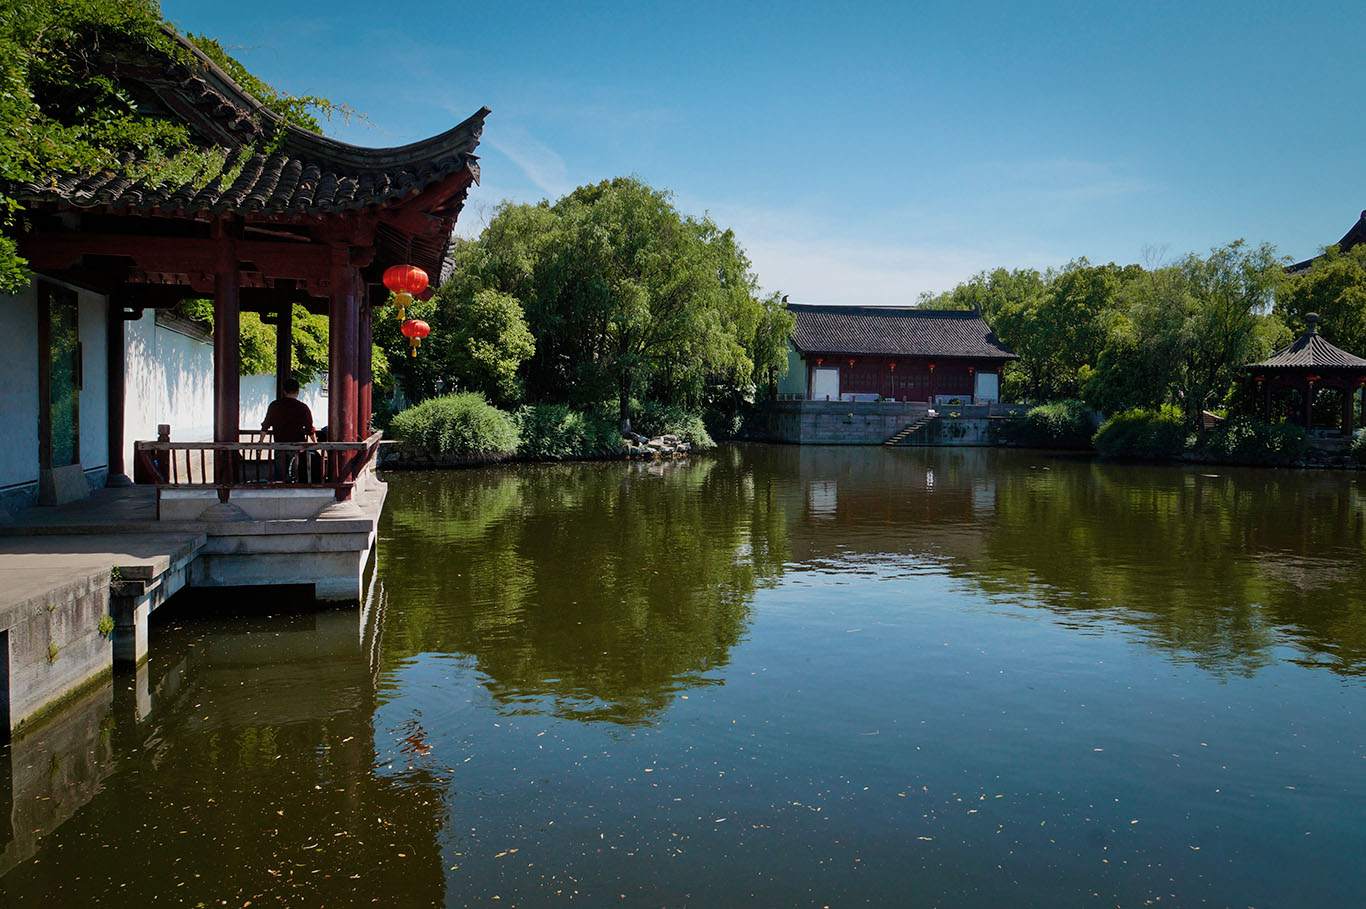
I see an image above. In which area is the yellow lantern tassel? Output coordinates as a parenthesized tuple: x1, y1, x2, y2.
(410, 337, 420, 357)
(395, 292, 412, 321)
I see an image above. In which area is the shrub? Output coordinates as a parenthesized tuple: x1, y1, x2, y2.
(633, 402, 716, 450)
(388, 392, 519, 456)
(1196, 414, 1308, 463)
(1001, 399, 1095, 449)
(1352, 428, 1366, 463)
(1093, 406, 1188, 458)
(515, 404, 622, 459)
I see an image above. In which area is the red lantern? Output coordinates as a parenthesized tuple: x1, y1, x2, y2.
(928, 363, 936, 372)
(401, 319, 431, 358)
(383, 265, 429, 321)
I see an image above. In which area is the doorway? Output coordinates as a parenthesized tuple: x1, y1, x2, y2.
(811, 366, 839, 401)
(37, 282, 86, 504)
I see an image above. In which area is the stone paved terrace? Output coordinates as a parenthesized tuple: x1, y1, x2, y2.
(0, 481, 385, 734)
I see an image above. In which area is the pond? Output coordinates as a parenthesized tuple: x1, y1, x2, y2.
(2, 445, 1365, 905)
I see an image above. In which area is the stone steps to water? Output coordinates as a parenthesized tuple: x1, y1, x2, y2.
(884, 416, 938, 446)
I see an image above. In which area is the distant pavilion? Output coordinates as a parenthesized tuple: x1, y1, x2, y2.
(1246, 313, 1366, 435)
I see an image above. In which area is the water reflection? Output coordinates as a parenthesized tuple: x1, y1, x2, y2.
(381, 446, 1366, 713)
(765, 446, 1366, 677)
(380, 458, 789, 723)
(4, 446, 1366, 904)
(0, 595, 450, 906)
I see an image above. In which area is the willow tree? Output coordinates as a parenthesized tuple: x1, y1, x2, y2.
(1085, 241, 1287, 421)
(447, 177, 790, 428)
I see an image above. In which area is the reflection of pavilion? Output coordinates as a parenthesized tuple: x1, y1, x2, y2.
(0, 582, 449, 904)
(1246, 313, 1366, 437)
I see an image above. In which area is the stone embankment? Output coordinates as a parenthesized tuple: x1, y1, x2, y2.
(622, 433, 692, 459)
(378, 434, 693, 469)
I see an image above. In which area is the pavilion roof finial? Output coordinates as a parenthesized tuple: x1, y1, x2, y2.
(1306, 312, 1320, 335)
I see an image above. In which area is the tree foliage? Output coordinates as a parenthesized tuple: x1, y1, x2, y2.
(418, 177, 793, 427)
(1275, 243, 1366, 357)
(924, 242, 1298, 426)
(0, 0, 341, 293)
(390, 286, 536, 406)
(1083, 242, 1287, 420)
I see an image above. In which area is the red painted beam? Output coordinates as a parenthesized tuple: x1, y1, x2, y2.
(20, 232, 333, 283)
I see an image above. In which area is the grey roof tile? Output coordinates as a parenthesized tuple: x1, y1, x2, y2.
(789, 304, 1017, 360)
(1250, 331, 1366, 370)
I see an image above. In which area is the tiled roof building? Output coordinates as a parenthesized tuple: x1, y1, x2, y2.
(777, 303, 1017, 404)
(789, 304, 1017, 360)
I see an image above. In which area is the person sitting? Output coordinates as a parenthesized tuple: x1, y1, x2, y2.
(261, 379, 315, 481)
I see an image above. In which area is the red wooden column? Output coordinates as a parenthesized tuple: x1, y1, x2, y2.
(274, 301, 293, 402)
(1303, 378, 1316, 431)
(213, 219, 240, 484)
(358, 297, 373, 435)
(328, 247, 360, 447)
(105, 296, 129, 485)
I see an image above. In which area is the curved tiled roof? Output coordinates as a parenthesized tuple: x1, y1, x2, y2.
(1250, 329, 1366, 370)
(15, 112, 485, 217)
(11, 30, 486, 219)
(789, 304, 1017, 359)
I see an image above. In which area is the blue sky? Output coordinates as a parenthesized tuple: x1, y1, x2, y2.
(164, 0, 1364, 304)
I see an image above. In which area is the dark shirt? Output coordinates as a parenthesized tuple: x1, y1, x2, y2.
(262, 396, 314, 444)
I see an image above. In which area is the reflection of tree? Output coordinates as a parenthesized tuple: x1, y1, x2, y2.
(381, 457, 789, 724)
(0, 610, 449, 905)
(746, 445, 1366, 678)
(964, 460, 1366, 676)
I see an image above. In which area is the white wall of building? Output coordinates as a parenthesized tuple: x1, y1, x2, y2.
(125, 310, 215, 460)
(77, 288, 108, 475)
(123, 310, 327, 469)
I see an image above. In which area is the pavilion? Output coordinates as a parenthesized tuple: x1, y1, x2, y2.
(6, 28, 486, 511)
(1246, 313, 1366, 435)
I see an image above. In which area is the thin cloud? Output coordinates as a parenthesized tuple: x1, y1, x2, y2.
(697, 199, 1057, 305)
(486, 128, 571, 199)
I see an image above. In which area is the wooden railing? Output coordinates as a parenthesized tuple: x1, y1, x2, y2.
(134, 431, 382, 497)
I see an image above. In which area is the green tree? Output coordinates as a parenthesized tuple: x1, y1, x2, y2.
(436, 178, 786, 428)
(0, 0, 342, 293)
(990, 260, 1142, 401)
(422, 287, 536, 406)
(1275, 243, 1366, 356)
(1088, 242, 1288, 421)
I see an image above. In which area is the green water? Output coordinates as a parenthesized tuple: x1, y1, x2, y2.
(3, 445, 1366, 906)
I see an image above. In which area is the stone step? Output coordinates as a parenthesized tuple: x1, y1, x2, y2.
(884, 416, 938, 446)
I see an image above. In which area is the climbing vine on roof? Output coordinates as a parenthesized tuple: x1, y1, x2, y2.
(0, 0, 342, 294)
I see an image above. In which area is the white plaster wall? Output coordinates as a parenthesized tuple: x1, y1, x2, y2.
(240, 374, 327, 434)
(124, 311, 214, 467)
(0, 287, 39, 491)
(77, 290, 108, 473)
(124, 311, 327, 468)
